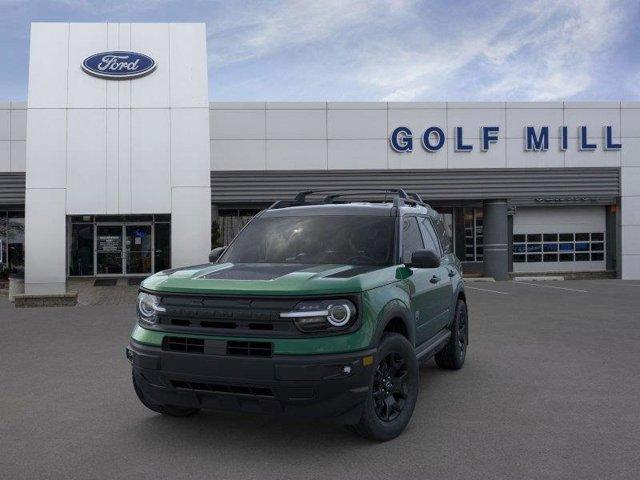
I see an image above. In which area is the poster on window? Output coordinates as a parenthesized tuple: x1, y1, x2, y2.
(98, 235, 121, 252)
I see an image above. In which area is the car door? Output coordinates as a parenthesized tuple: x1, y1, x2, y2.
(417, 216, 454, 340)
(400, 216, 441, 346)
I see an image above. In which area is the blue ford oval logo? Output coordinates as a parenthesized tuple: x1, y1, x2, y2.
(82, 51, 156, 80)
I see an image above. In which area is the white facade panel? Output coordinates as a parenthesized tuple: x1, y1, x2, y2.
(621, 225, 640, 255)
(621, 138, 640, 167)
(621, 166, 640, 196)
(25, 109, 67, 189)
(27, 23, 68, 108)
(10, 109, 27, 141)
(66, 109, 107, 214)
(388, 144, 446, 170)
(130, 23, 171, 108)
(117, 23, 132, 109)
(506, 138, 565, 168)
(24, 188, 66, 294)
(266, 109, 326, 139)
(328, 139, 387, 169)
(130, 108, 171, 212)
(105, 108, 119, 213)
(211, 140, 265, 170)
(169, 23, 209, 108)
(106, 23, 119, 108)
(266, 140, 327, 170)
(210, 109, 265, 140)
(171, 186, 211, 267)
(387, 108, 447, 139)
(171, 108, 211, 187)
(67, 23, 108, 109)
(10, 141, 26, 172)
(621, 108, 640, 138)
(564, 107, 620, 138)
(506, 108, 563, 138)
(0, 109, 9, 140)
(327, 109, 387, 139)
(621, 195, 640, 226)
(564, 144, 620, 168)
(117, 109, 132, 213)
(446, 138, 506, 169)
(0, 141, 9, 171)
(447, 107, 506, 139)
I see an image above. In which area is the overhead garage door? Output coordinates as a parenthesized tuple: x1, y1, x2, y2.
(513, 206, 606, 273)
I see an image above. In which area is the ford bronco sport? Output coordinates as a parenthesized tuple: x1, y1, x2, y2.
(127, 189, 468, 441)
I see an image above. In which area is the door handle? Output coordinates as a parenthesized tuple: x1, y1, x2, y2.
(430, 275, 440, 284)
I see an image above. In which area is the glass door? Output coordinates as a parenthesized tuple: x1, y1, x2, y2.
(96, 225, 124, 275)
(125, 225, 153, 275)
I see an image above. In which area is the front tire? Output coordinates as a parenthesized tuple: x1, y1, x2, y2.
(132, 372, 200, 417)
(434, 299, 468, 370)
(354, 333, 419, 441)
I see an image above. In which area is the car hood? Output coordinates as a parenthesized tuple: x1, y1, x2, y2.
(141, 262, 399, 296)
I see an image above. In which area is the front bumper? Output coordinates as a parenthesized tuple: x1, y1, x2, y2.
(127, 340, 376, 424)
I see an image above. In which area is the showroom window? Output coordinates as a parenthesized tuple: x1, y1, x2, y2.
(213, 208, 262, 248)
(463, 208, 483, 262)
(513, 232, 605, 263)
(0, 211, 25, 276)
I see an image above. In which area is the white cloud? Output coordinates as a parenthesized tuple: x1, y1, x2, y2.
(208, 0, 413, 66)
(357, 0, 628, 101)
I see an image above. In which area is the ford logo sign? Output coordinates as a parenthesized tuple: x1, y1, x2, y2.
(82, 51, 156, 80)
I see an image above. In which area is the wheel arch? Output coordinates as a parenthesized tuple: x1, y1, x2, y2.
(372, 301, 415, 347)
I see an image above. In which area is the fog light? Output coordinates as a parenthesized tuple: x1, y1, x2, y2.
(342, 365, 352, 375)
(362, 355, 374, 366)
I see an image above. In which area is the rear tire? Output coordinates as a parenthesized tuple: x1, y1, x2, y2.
(354, 333, 419, 441)
(435, 299, 468, 370)
(132, 372, 200, 417)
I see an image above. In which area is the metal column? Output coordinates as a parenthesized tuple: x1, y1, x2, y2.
(483, 200, 509, 280)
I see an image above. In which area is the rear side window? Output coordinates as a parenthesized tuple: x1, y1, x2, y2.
(402, 217, 424, 264)
(431, 215, 453, 254)
(418, 217, 441, 256)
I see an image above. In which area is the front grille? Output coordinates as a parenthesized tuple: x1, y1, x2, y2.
(227, 341, 273, 357)
(163, 336, 204, 353)
(170, 380, 274, 397)
(156, 295, 299, 337)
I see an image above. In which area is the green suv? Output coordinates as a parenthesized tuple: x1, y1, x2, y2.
(127, 189, 468, 441)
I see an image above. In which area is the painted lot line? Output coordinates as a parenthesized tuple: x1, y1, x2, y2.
(465, 285, 509, 295)
(514, 281, 588, 293)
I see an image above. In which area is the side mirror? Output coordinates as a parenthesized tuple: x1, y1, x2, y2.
(408, 249, 440, 269)
(209, 246, 226, 263)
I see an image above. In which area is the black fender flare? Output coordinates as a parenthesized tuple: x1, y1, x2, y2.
(371, 299, 415, 348)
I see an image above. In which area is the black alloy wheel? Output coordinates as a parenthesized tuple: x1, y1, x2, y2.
(372, 352, 409, 422)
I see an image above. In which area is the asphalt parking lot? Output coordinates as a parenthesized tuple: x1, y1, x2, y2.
(1, 280, 640, 480)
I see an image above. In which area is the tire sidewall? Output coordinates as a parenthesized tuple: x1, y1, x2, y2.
(359, 333, 419, 440)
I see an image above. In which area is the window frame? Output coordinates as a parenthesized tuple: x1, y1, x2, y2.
(417, 215, 443, 257)
(399, 215, 425, 265)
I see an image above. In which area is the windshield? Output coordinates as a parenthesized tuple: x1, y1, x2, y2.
(219, 215, 396, 266)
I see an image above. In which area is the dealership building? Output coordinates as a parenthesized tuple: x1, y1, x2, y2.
(1, 22, 640, 296)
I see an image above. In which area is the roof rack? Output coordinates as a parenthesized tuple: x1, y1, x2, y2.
(268, 188, 431, 210)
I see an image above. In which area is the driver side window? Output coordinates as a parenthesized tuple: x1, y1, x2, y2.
(419, 217, 442, 257)
(402, 217, 424, 264)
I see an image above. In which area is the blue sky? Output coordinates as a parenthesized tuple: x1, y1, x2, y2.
(1, 0, 639, 101)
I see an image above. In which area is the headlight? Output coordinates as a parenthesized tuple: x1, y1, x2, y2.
(280, 299, 357, 333)
(137, 292, 165, 326)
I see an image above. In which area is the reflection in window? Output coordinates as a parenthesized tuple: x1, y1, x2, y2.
(513, 232, 605, 263)
(463, 208, 483, 262)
